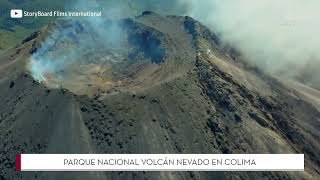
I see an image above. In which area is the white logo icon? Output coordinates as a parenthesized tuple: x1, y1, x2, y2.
(11, 9, 23, 18)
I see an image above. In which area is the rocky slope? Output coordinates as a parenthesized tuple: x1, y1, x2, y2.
(0, 12, 319, 180)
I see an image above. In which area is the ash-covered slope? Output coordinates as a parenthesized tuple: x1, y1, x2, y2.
(0, 12, 319, 180)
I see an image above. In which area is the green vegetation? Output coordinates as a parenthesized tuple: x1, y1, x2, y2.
(0, 0, 66, 50)
(0, 0, 144, 51)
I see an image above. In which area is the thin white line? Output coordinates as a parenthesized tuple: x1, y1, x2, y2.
(22, 169, 304, 172)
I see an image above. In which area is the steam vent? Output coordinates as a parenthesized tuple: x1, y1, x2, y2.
(0, 11, 319, 179)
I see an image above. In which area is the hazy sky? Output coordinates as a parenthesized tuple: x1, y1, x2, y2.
(30, 0, 320, 87)
(130, 0, 320, 84)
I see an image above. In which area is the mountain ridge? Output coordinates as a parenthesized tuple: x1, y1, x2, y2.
(0, 11, 319, 180)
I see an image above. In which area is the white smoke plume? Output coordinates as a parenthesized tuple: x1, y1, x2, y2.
(29, 0, 320, 88)
(180, 0, 320, 82)
(28, 0, 126, 85)
(134, 0, 320, 87)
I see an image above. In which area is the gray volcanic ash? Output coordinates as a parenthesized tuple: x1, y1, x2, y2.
(0, 7, 319, 180)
